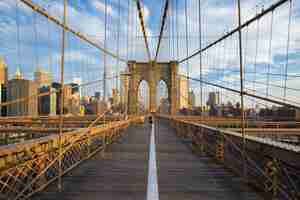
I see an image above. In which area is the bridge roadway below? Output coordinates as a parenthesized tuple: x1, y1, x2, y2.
(33, 120, 263, 200)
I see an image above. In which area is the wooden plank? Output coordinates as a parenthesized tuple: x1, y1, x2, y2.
(32, 124, 150, 200)
(156, 120, 264, 200)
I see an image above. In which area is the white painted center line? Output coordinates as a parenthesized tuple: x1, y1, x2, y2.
(146, 121, 159, 200)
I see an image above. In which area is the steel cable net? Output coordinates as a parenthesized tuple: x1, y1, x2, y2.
(171, 0, 300, 110)
(0, 0, 300, 200)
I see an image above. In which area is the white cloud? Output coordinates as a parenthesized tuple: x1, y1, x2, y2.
(91, 0, 115, 17)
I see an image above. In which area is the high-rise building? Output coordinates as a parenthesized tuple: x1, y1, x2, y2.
(0, 58, 8, 116)
(0, 84, 7, 116)
(188, 90, 196, 108)
(7, 79, 38, 116)
(14, 67, 23, 80)
(34, 67, 52, 87)
(177, 75, 189, 109)
(51, 82, 73, 114)
(0, 57, 8, 85)
(120, 71, 129, 111)
(38, 86, 57, 116)
(207, 92, 220, 106)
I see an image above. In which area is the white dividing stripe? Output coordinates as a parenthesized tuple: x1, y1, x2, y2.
(146, 122, 159, 200)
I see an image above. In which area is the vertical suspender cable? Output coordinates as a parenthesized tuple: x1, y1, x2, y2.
(117, 0, 121, 91)
(284, 0, 292, 100)
(176, 0, 179, 60)
(199, 0, 203, 111)
(15, 1, 21, 70)
(127, 0, 130, 61)
(34, 11, 39, 69)
(184, 0, 189, 103)
(171, 0, 175, 60)
(58, 0, 67, 192)
(253, 6, 260, 108)
(47, 4, 53, 73)
(266, 11, 274, 97)
(236, 0, 246, 181)
(103, 0, 107, 101)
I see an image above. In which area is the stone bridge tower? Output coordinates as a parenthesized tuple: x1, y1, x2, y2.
(128, 61, 178, 115)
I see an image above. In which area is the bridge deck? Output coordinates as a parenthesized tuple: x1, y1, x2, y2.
(156, 121, 263, 200)
(33, 124, 150, 200)
(33, 121, 263, 200)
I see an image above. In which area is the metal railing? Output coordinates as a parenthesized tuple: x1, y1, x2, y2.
(157, 115, 300, 200)
(0, 116, 143, 200)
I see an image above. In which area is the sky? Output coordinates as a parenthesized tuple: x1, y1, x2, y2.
(0, 0, 299, 108)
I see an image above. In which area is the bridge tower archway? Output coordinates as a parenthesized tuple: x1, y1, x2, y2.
(128, 61, 178, 115)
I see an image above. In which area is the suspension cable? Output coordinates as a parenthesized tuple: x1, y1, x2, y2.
(19, 0, 127, 63)
(253, 5, 260, 108)
(58, 0, 67, 191)
(155, 0, 170, 62)
(283, 0, 292, 99)
(266, 11, 274, 97)
(15, 0, 21, 70)
(179, 0, 290, 64)
(103, 0, 108, 101)
(136, 0, 151, 61)
(199, 0, 203, 110)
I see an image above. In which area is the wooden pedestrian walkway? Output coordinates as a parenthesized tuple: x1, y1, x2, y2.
(33, 124, 150, 200)
(33, 121, 263, 200)
(156, 120, 263, 200)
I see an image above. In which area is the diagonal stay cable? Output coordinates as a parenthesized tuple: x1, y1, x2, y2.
(19, 0, 127, 63)
(154, 0, 169, 62)
(179, 0, 289, 64)
(136, 0, 151, 61)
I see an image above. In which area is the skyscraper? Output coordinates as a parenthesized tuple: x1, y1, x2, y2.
(14, 67, 23, 80)
(7, 79, 38, 116)
(0, 57, 8, 85)
(207, 92, 220, 106)
(38, 86, 57, 116)
(34, 67, 52, 87)
(188, 90, 196, 108)
(0, 58, 8, 116)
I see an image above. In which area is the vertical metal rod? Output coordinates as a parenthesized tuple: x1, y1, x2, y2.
(198, 0, 203, 112)
(284, 0, 292, 99)
(184, 0, 189, 73)
(127, 0, 130, 61)
(184, 0, 189, 107)
(33, 11, 39, 68)
(117, 0, 121, 92)
(266, 12, 274, 97)
(176, 0, 179, 60)
(58, 0, 67, 192)
(171, 0, 175, 60)
(15, 1, 21, 69)
(236, 0, 246, 181)
(103, 0, 107, 101)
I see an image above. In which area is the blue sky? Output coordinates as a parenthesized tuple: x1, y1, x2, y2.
(0, 0, 299, 107)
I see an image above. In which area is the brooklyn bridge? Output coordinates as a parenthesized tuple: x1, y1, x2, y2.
(0, 0, 299, 199)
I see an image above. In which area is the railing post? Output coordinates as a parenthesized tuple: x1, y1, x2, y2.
(264, 158, 279, 199)
(215, 132, 224, 162)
